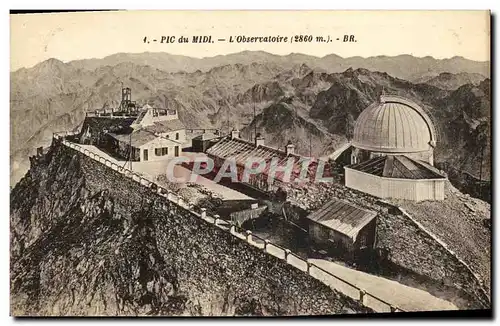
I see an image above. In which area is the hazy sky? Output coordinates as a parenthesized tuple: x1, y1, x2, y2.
(10, 10, 490, 71)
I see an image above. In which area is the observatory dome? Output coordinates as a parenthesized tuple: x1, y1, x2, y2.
(352, 95, 437, 153)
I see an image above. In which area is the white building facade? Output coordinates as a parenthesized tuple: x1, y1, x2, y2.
(109, 104, 187, 162)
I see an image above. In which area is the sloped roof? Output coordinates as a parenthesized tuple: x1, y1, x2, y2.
(326, 142, 352, 161)
(132, 108, 149, 125)
(207, 137, 285, 165)
(306, 198, 377, 240)
(108, 130, 157, 147)
(347, 155, 445, 179)
(193, 132, 221, 141)
(144, 119, 185, 134)
(206, 137, 323, 182)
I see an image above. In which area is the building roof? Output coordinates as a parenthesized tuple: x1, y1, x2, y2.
(133, 109, 148, 125)
(325, 142, 352, 161)
(193, 132, 222, 141)
(144, 119, 185, 134)
(352, 95, 437, 153)
(206, 137, 323, 182)
(347, 155, 445, 179)
(207, 137, 287, 164)
(132, 105, 180, 127)
(108, 129, 157, 147)
(306, 198, 377, 240)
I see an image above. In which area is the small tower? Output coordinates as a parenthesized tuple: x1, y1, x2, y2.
(255, 133, 265, 146)
(120, 87, 132, 112)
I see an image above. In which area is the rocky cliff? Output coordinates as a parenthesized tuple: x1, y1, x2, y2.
(10, 141, 370, 316)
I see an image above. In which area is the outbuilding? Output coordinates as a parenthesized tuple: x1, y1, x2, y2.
(305, 198, 377, 258)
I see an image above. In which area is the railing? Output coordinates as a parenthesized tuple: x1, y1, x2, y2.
(185, 128, 221, 134)
(85, 112, 139, 118)
(53, 131, 190, 209)
(52, 131, 404, 313)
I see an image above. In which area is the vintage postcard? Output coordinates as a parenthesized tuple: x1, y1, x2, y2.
(9, 10, 491, 317)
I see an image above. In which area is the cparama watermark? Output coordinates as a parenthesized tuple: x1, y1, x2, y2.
(165, 155, 334, 184)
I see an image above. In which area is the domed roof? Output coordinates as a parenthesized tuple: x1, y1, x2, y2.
(352, 95, 437, 153)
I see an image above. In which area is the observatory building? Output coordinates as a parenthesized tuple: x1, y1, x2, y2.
(344, 95, 446, 201)
(350, 95, 437, 165)
(79, 87, 187, 162)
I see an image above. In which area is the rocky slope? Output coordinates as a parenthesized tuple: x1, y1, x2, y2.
(10, 142, 370, 316)
(415, 72, 487, 90)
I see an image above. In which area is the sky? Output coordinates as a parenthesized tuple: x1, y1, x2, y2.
(10, 10, 490, 71)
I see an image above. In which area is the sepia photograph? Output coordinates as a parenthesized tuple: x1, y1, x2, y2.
(8, 9, 491, 317)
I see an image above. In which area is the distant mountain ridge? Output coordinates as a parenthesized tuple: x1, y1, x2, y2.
(416, 72, 487, 90)
(19, 51, 489, 82)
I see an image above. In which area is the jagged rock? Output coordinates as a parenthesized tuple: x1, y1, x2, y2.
(465, 202, 476, 212)
(147, 281, 154, 292)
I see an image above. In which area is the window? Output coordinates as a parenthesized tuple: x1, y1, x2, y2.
(155, 147, 169, 156)
(175, 132, 179, 140)
(359, 234, 367, 249)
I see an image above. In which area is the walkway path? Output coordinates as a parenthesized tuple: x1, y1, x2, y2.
(79, 145, 251, 201)
(233, 230, 457, 312)
(308, 258, 457, 312)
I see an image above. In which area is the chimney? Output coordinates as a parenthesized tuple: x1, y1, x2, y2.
(231, 128, 240, 139)
(380, 87, 386, 103)
(255, 133, 265, 146)
(286, 140, 295, 155)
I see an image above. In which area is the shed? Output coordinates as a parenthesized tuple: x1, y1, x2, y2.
(305, 198, 377, 256)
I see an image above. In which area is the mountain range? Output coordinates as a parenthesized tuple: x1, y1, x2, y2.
(18, 51, 489, 82)
(10, 51, 491, 186)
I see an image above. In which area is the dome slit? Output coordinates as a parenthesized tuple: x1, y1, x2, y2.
(373, 102, 387, 151)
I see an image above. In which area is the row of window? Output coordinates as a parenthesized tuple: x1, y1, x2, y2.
(154, 146, 180, 157)
(155, 147, 169, 156)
